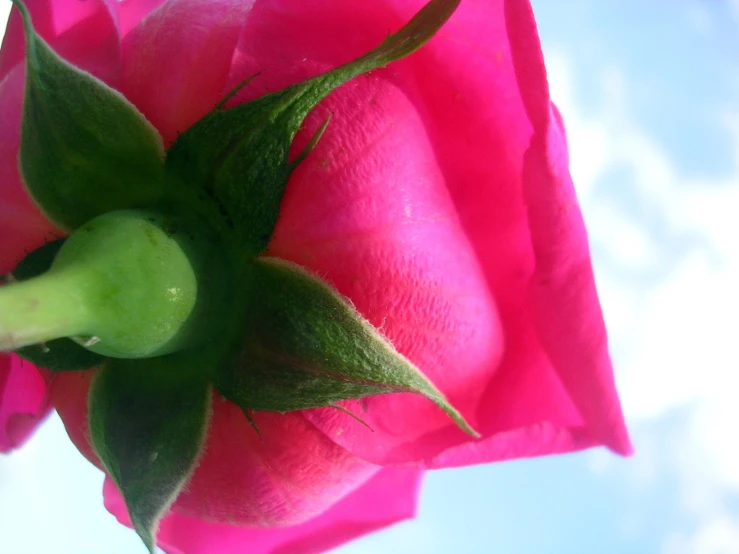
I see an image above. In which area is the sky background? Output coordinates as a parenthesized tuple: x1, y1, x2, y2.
(1, 0, 738, 553)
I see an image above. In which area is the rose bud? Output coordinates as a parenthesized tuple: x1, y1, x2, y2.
(0, 0, 631, 552)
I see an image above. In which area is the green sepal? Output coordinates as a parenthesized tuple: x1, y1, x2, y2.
(166, 0, 460, 258)
(89, 352, 212, 552)
(216, 257, 477, 436)
(10, 240, 106, 371)
(13, 0, 165, 231)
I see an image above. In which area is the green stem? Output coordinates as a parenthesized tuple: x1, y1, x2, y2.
(0, 210, 220, 358)
(0, 269, 91, 350)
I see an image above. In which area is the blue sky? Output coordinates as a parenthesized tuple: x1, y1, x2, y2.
(2, 1, 738, 553)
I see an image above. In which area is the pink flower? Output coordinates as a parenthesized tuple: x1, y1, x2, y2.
(0, 0, 632, 552)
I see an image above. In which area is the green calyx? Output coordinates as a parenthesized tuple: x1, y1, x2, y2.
(4, 0, 468, 551)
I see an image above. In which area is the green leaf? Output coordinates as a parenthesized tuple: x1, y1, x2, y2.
(216, 257, 477, 437)
(10, 239, 106, 371)
(166, 0, 460, 258)
(13, 0, 165, 230)
(89, 353, 212, 552)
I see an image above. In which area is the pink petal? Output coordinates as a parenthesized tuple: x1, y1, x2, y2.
(0, 354, 51, 452)
(53, 373, 379, 526)
(172, 399, 378, 526)
(120, 0, 255, 145)
(222, 0, 631, 466)
(0, 0, 121, 85)
(225, 0, 504, 469)
(0, 65, 59, 274)
(268, 78, 504, 465)
(49, 370, 103, 467)
(508, 2, 632, 455)
(119, 0, 168, 37)
(103, 468, 423, 554)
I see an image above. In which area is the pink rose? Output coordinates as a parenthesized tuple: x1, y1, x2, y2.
(0, 0, 632, 552)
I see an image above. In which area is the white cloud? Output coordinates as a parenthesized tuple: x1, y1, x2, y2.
(0, 3, 10, 40)
(546, 50, 739, 552)
(663, 516, 739, 554)
(547, 51, 739, 421)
